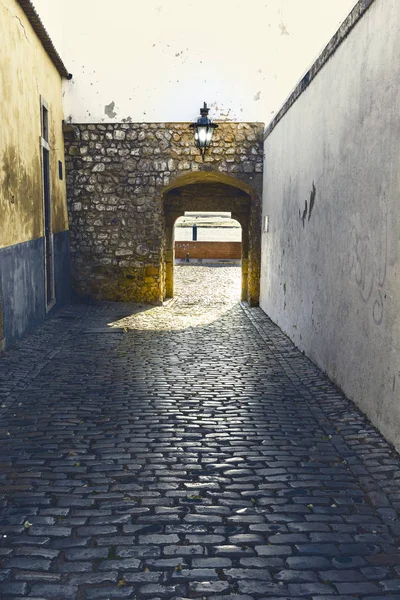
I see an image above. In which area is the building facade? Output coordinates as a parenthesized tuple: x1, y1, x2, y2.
(0, 0, 71, 347)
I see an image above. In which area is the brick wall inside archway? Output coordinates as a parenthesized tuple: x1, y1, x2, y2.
(64, 122, 264, 305)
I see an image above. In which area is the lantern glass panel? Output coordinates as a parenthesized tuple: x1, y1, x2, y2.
(205, 127, 214, 144)
(197, 126, 208, 147)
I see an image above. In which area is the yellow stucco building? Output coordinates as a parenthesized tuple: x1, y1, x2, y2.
(0, 0, 71, 347)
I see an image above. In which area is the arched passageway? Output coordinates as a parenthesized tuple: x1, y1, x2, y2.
(162, 173, 260, 306)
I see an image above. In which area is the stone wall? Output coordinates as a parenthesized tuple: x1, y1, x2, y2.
(64, 122, 263, 304)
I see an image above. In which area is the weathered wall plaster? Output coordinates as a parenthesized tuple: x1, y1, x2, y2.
(0, 0, 69, 247)
(260, 0, 400, 449)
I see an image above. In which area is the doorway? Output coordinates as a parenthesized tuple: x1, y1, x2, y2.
(40, 99, 55, 310)
(163, 172, 259, 305)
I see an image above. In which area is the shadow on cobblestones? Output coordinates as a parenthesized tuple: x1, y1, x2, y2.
(0, 267, 399, 599)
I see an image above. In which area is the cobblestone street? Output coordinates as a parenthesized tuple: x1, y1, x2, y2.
(0, 266, 400, 599)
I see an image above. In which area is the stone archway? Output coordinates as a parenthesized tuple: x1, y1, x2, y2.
(162, 172, 260, 306)
(64, 122, 264, 306)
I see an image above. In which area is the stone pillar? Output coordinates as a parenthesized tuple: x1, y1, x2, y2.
(241, 230, 249, 303)
(165, 212, 182, 298)
(248, 199, 262, 307)
(232, 211, 248, 303)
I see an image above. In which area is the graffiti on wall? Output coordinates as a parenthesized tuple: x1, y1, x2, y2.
(349, 210, 388, 326)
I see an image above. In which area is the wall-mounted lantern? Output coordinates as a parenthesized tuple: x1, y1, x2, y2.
(190, 102, 218, 161)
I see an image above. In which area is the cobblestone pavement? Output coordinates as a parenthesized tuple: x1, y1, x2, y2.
(0, 266, 400, 599)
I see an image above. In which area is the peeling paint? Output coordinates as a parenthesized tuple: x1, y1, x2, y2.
(1, 145, 42, 247)
(279, 22, 289, 35)
(299, 183, 316, 228)
(104, 101, 117, 118)
(308, 182, 316, 221)
(301, 200, 308, 228)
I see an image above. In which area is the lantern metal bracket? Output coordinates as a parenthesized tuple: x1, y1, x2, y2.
(190, 102, 218, 161)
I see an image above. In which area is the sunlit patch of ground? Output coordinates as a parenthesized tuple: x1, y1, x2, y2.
(109, 265, 241, 331)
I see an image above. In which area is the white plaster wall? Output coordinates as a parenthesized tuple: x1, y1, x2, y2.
(33, 0, 356, 123)
(260, 0, 400, 449)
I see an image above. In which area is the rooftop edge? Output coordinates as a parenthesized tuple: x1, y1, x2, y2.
(264, 0, 376, 141)
(17, 0, 70, 79)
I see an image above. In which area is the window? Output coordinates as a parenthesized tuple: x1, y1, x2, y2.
(41, 102, 49, 143)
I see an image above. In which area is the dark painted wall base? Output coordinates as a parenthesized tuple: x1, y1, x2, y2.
(0, 231, 71, 348)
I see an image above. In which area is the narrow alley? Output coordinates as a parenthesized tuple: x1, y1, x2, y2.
(0, 266, 399, 599)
